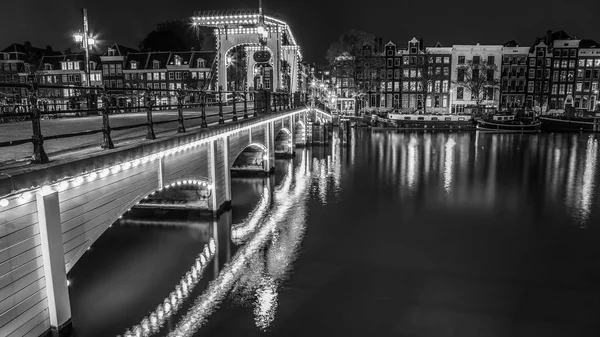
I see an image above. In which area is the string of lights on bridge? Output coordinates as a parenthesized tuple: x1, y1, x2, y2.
(0, 109, 310, 208)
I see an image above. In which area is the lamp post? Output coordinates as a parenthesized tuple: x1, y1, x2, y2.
(72, 8, 95, 88)
(448, 88, 453, 114)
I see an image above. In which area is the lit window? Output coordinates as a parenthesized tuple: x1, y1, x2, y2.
(131, 61, 138, 70)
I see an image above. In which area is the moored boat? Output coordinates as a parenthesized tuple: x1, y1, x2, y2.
(476, 114, 541, 133)
(371, 112, 475, 130)
(539, 116, 598, 132)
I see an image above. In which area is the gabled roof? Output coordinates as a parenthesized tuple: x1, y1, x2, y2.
(503, 40, 519, 47)
(124, 53, 150, 70)
(103, 43, 138, 56)
(38, 55, 66, 70)
(579, 39, 600, 49)
(168, 51, 194, 66)
(190, 51, 216, 69)
(147, 52, 171, 69)
(433, 42, 443, 47)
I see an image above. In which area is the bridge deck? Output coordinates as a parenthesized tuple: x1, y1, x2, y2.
(0, 105, 255, 172)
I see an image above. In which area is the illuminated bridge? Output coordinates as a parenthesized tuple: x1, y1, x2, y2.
(0, 82, 332, 336)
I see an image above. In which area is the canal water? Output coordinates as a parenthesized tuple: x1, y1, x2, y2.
(68, 129, 600, 337)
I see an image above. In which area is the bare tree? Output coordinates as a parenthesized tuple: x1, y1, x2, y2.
(453, 60, 500, 114)
(325, 30, 376, 98)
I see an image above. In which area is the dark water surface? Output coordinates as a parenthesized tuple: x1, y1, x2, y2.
(68, 130, 600, 337)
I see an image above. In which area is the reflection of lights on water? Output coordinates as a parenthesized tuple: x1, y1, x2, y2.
(118, 239, 215, 337)
(254, 277, 278, 331)
(578, 137, 597, 227)
(167, 154, 310, 337)
(231, 187, 271, 245)
(407, 136, 418, 191)
(565, 139, 578, 209)
(443, 138, 455, 193)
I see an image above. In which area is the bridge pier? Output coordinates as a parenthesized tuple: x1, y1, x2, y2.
(36, 191, 72, 336)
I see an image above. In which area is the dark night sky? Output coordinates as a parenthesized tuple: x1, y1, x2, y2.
(1, 0, 599, 64)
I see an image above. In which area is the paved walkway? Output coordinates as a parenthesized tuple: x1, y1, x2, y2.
(0, 104, 257, 172)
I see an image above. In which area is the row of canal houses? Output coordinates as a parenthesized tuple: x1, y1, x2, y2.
(332, 30, 600, 115)
(0, 42, 313, 110)
(0, 43, 216, 109)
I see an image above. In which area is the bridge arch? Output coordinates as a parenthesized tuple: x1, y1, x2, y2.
(274, 128, 293, 157)
(231, 143, 269, 173)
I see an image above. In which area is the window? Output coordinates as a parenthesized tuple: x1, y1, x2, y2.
(444, 57, 450, 64)
(161, 83, 167, 90)
(473, 56, 480, 64)
(570, 49, 576, 58)
(176, 72, 182, 80)
(116, 64, 122, 75)
(403, 56, 409, 65)
(175, 56, 182, 66)
(387, 70, 392, 80)
(109, 64, 115, 76)
(108, 48, 116, 56)
(458, 68, 465, 82)
(110, 80, 116, 88)
(387, 59, 393, 67)
(487, 56, 495, 64)
(394, 69, 400, 79)
(103, 64, 109, 76)
(153, 60, 160, 69)
(435, 57, 441, 64)
(529, 58, 536, 67)
(528, 69, 535, 79)
(457, 87, 464, 99)
(587, 59, 594, 67)
(183, 72, 188, 79)
(559, 84, 565, 94)
(551, 84, 557, 94)
(458, 56, 465, 64)
(443, 67, 449, 76)
(472, 69, 479, 79)
(442, 80, 448, 92)
(169, 72, 174, 80)
(486, 87, 494, 100)
(487, 69, 494, 81)
(554, 50, 561, 58)
(117, 80, 123, 88)
(585, 70, 592, 78)
(160, 72, 166, 80)
(595, 59, 600, 67)
(147, 73, 152, 81)
(569, 60, 576, 68)
(131, 61, 138, 70)
(528, 82, 534, 93)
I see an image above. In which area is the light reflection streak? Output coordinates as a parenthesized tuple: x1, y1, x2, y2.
(167, 152, 310, 337)
(407, 136, 417, 191)
(578, 137, 597, 227)
(118, 240, 215, 337)
(565, 138, 578, 208)
(231, 187, 270, 245)
(443, 138, 455, 193)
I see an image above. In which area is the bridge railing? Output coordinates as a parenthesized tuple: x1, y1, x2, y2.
(0, 82, 310, 165)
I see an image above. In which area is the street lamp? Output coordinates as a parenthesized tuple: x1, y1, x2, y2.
(72, 8, 95, 88)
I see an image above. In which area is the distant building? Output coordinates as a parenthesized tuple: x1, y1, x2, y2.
(451, 44, 503, 114)
(575, 39, 600, 112)
(36, 52, 102, 110)
(500, 41, 529, 110)
(0, 42, 60, 105)
(122, 51, 214, 108)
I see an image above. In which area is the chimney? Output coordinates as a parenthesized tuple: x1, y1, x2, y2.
(546, 30, 553, 45)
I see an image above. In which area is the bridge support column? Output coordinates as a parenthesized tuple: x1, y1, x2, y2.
(209, 140, 219, 216)
(266, 121, 275, 174)
(36, 191, 72, 336)
(222, 136, 232, 202)
(158, 156, 165, 188)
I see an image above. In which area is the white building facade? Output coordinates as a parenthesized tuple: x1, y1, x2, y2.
(451, 44, 502, 113)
